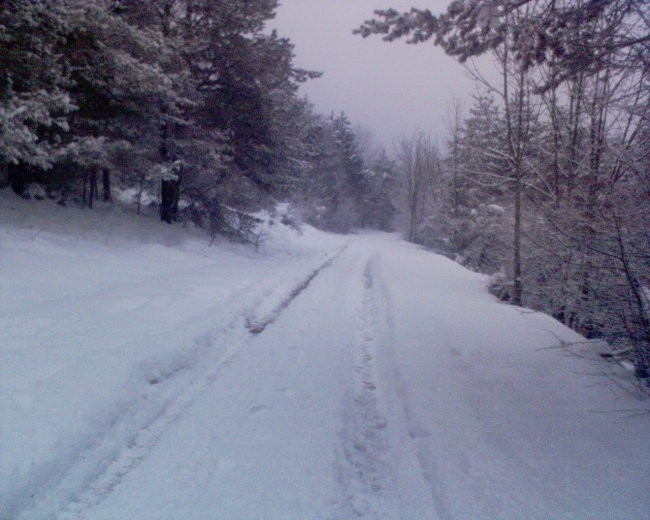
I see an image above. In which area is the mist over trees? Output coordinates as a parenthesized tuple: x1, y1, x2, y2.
(0, 0, 393, 236)
(359, 0, 649, 386)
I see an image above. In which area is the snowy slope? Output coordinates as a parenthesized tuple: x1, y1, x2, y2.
(0, 193, 347, 518)
(1, 192, 648, 520)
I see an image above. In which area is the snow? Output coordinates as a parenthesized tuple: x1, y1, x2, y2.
(1, 190, 648, 520)
(486, 203, 505, 216)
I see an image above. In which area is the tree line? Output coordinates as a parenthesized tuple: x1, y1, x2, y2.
(360, 0, 649, 386)
(3, 0, 647, 385)
(0, 0, 397, 236)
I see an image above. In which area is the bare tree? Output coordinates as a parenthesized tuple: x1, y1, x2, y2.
(461, 6, 540, 305)
(444, 99, 464, 216)
(395, 132, 439, 243)
(358, 0, 650, 384)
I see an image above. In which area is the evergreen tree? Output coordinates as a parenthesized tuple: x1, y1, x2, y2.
(362, 149, 399, 230)
(0, 1, 75, 192)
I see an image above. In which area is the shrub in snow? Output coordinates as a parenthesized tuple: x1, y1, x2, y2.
(273, 202, 302, 231)
(420, 203, 509, 275)
(26, 183, 47, 200)
(488, 271, 512, 303)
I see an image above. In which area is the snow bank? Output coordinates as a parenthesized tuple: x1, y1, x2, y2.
(0, 191, 346, 518)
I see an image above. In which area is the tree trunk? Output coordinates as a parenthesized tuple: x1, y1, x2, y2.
(512, 163, 523, 306)
(409, 203, 417, 242)
(92, 168, 99, 201)
(7, 163, 28, 195)
(88, 167, 97, 209)
(160, 176, 180, 224)
(137, 172, 145, 215)
(500, 22, 526, 307)
(549, 81, 561, 206)
(82, 171, 88, 207)
(452, 139, 460, 215)
(566, 75, 584, 203)
(1, 163, 9, 188)
(158, 104, 180, 224)
(102, 168, 111, 202)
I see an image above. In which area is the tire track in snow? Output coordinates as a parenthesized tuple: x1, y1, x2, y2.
(16, 246, 348, 520)
(339, 254, 396, 519)
(244, 244, 347, 334)
(56, 349, 242, 520)
(370, 257, 452, 520)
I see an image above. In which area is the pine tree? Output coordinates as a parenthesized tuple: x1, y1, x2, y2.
(0, 1, 75, 192)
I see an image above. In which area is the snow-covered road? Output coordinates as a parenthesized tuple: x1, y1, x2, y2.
(2, 199, 648, 520)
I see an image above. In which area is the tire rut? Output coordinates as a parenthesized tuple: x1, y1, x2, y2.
(340, 255, 395, 518)
(245, 244, 347, 334)
(372, 263, 452, 520)
(17, 246, 347, 520)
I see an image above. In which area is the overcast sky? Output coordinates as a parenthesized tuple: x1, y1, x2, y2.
(272, 0, 484, 150)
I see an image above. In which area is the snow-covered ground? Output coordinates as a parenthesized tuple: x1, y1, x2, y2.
(1, 191, 648, 520)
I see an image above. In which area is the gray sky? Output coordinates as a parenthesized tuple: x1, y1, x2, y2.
(272, 0, 481, 150)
